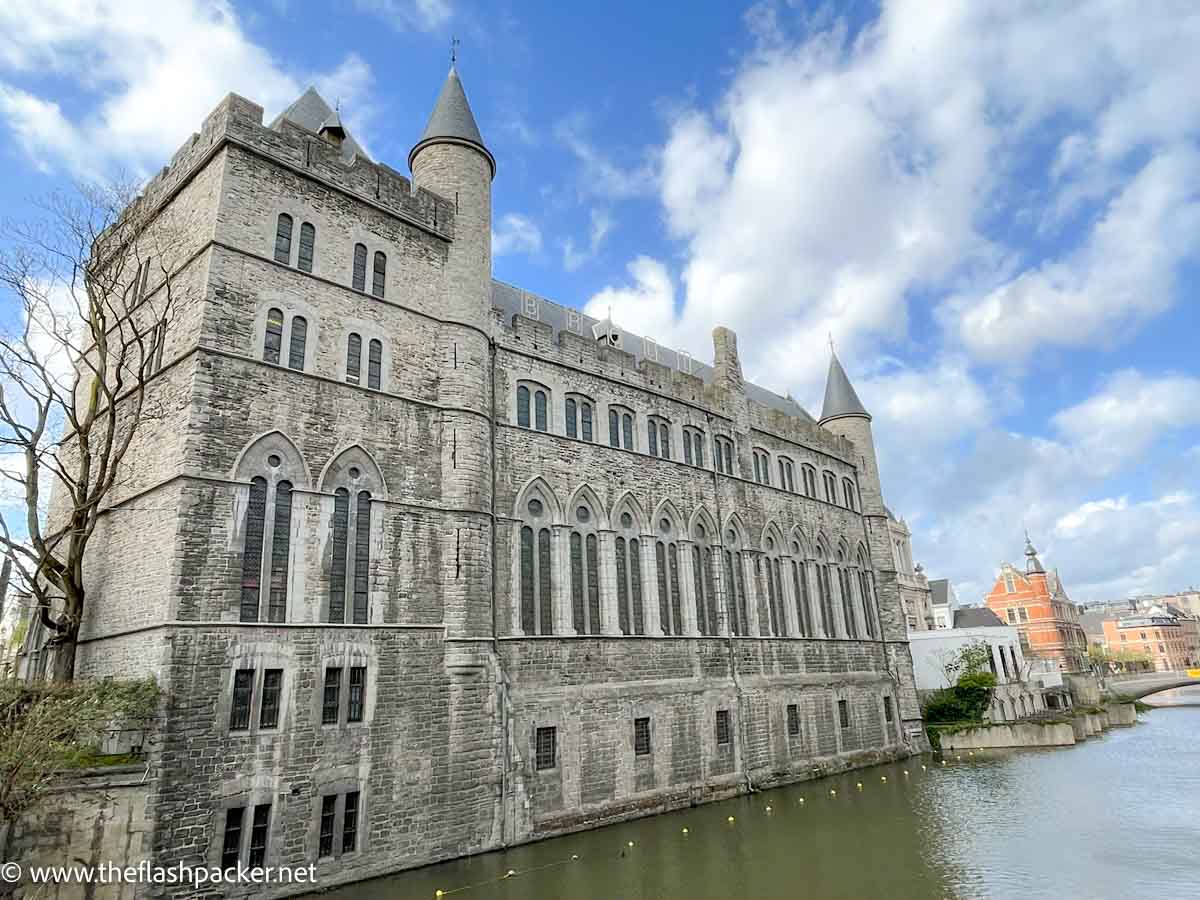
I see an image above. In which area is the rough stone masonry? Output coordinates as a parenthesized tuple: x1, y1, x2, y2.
(28, 65, 928, 897)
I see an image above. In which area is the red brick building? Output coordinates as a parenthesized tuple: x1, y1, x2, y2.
(984, 537, 1088, 673)
(1101, 607, 1200, 672)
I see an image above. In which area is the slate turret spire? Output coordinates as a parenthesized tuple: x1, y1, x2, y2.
(408, 65, 495, 178)
(819, 351, 870, 425)
(1025, 532, 1046, 575)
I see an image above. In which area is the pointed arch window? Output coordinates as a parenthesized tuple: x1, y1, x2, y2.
(298, 222, 315, 273)
(655, 518, 683, 636)
(837, 549, 858, 638)
(615, 510, 645, 636)
(240, 469, 294, 624)
(791, 543, 813, 637)
(372, 252, 386, 298)
(723, 529, 749, 636)
(274, 214, 293, 264)
(328, 489, 372, 624)
(760, 536, 785, 637)
(570, 503, 602, 635)
(565, 394, 594, 441)
(519, 494, 553, 635)
(352, 243, 367, 291)
(857, 549, 877, 639)
(815, 545, 836, 638)
(691, 522, 719, 636)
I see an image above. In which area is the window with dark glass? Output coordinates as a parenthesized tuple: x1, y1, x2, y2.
(346, 333, 362, 384)
(372, 252, 386, 298)
(716, 709, 731, 745)
(534, 389, 547, 432)
(715, 437, 734, 475)
(648, 417, 671, 459)
(838, 699, 849, 729)
(615, 533, 645, 636)
(884, 696, 894, 723)
(297, 222, 315, 273)
(240, 477, 268, 621)
(263, 308, 284, 364)
(802, 465, 817, 497)
(570, 519, 602, 636)
(753, 449, 771, 485)
(328, 490, 370, 624)
(267, 481, 292, 622)
(842, 478, 858, 510)
(780, 458, 796, 492)
(248, 803, 270, 869)
(792, 558, 812, 637)
(787, 703, 801, 737)
(229, 668, 254, 731)
(287, 316, 307, 370)
(519, 509, 553, 636)
(342, 791, 359, 854)
(655, 538, 683, 636)
(274, 214, 292, 264)
(352, 243, 367, 291)
(535, 726, 556, 770)
(221, 808, 244, 871)
(565, 396, 594, 441)
(322, 667, 342, 725)
(823, 471, 837, 503)
(634, 717, 651, 756)
(318, 795, 336, 858)
(517, 385, 531, 428)
(259, 669, 282, 729)
(348, 666, 365, 723)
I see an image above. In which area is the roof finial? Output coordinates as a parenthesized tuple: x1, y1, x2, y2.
(451, 36, 460, 67)
(829, 332, 835, 355)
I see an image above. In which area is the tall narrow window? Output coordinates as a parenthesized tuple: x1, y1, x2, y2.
(884, 696, 894, 723)
(692, 527, 718, 636)
(683, 430, 693, 464)
(329, 489, 349, 624)
(248, 804, 270, 869)
(517, 385, 531, 428)
(609, 408, 619, 447)
(322, 667, 342, 725)
(581, 400, 593, 441)
(715, 709, 731, 745)
(519, 500, 554, 635)
(240, 478, 268, 621)
(802, 465, 817, 498)
(715, 437, 734, 475)
(792, 556, 812, 637)
(267, 481, 292, 622)
(570, 509, 602, 635)
(837, 552, 857, 639)
(367, 339, 382, 390)
(838, 699, 849, 729)
(221, 808, 244, 871)
(347, 666, 365, 723)
(318, 795, 336, 858)
(352, 243, 367, 291)
(623, 412, 634, 450)
(353, 491, 371, 624)
(816, 547, 835, 637)
(634, 717, 651, 755)
(535, 726, 556, 770)
(342, 791, 359, 854)
(287, 316, 307, 370)
(823, 471, 837, 503)
(260, 669, 282, 729)
(328, 490, 370, 624)
(693, 432, 704, 467)
(229, 668, 254, 731)
(263, 308, 284, 364)
(274, 214, 293, 264)
(298, 222, 315, 273)
(655, 531, 683, 636)
(564, 395, 595, 441)
(648, 417, 671, 459)
(787, 703, 801, 737)
(723, 534, 748, 636)
(779, 458, 796, 493)
(565, 397, 577, 439)
(534, 389, 547, 432)
(842, 478, 858, 510)
(372, 252, 386, 298)
(346, 334, 362, 384)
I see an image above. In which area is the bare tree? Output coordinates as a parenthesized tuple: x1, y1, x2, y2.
(0, 182, 180, 681)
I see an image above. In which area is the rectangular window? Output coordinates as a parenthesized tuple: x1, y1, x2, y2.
(298, 222, 315, 273)
(248, 803, 270, 869)
(342, 790, 359, 854)
(318, 795, 336, 858)
(322, 667, 342, 725)
(786, 703, 800, 737)
(1019, 607, 1029, 623)
(230, 669, 254, 731)
(348, 666, 366, 723)
(581, 402, 593, 442)
(838, 699, 849, 729)
(1006, 608, 1017, 623)
(367, 339, 382, 390)
(715, 709, 731, 745)
(221, 807, 244, 871)
(884, 696, 894, 723)
(535, 726, 557, 770)
(259, 669, 282, 729)
(634, 717, 651, 756)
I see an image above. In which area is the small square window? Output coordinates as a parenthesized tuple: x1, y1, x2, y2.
(715, 709, 731, 746)
(634, 717, 651, 756)
(535, 726, 557, 771)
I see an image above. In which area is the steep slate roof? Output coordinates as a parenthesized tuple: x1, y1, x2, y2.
(408, 66, 495, 176)
(269, 88, 368, 162)
(819, 353, 870, 424)
(953, 607, 1006, 628)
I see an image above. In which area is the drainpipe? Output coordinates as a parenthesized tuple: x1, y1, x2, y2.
(707, 412, 755, 794)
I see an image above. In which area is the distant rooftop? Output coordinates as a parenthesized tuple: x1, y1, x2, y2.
(491, 281, 813, 420)
(953, 607, 1006, 628)
(269, 88, 369, 163)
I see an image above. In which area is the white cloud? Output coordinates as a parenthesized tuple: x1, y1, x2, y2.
(0, 0, 375, 178)
(562, 209, 614, 272)
(583, 257, 679, 344)
(556, 115, 656, 200)
(353, 0, 452, 32)
(492, 213, 542, 257)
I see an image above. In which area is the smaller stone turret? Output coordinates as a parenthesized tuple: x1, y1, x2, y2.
(712, 327, 744, 395)
(1025, 533, 1046, 575)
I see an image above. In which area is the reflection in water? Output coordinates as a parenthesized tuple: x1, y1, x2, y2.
(316, 689, 1200, 900)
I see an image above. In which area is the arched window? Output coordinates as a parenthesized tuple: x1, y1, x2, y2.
(263, 308, 284, 364)
(519, 494, 553, 635)
(759, 534, 785, 637)
(367, 339, 382, 390)
(329, 489, 372, 624)
(856, 547, 876, 639)
(517, 382, 549, 432)
(564, 394, 594, 442)
(648, 416, 671, 459)
(752, 449, 771, 485)
(842, 477, 858, 510)
(287, 316, 307, 370)
(837, 548, 858, 638)
(352, 243, 367, 291)
(297, 222, 315, 273)
(239, 456, 297, 624)
(274, 213, 293, 264)
(371, 252, 386, 298)
(691, 520, 719, 636)
(655, 516, 683, 636)
(714, 437, 735, 476)
(682, 427, 705, 467)
(814, 542, 836, 638)
(614, 507, 645, 636)
(778, 457, 796, 493)
(346, 333, 362, 384)
(802, 464, 817, 498)
(823, 471, 838, 503)
(790, 541, 813, 637)
(722, 527, 749, 636)
(608, 405, 635, 450)
(570, 501, 602, 635)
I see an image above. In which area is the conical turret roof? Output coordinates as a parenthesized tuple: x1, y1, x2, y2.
(819, 352, 870, 424)
(408, 66, 495, 177)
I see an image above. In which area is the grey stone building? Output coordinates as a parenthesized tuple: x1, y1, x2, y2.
(37, 66, 926, 894)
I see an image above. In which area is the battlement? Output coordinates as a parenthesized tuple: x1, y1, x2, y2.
(140, 93, 456, 238)
(493, 281, 855, 461)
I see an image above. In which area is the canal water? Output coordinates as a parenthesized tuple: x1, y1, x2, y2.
(322, 687, 1200, 900)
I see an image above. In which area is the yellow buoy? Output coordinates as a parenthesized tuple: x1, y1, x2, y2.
(903, 770, 909, 776)
(830, 789, 837, 796)
(505, 869, 516, 878)
(727, 815, 736, 823)
(881, 776, 887, 783)
(856, 782, 863, 790)
(571, 854, 579, 860)
(921, 764, 927, 771)
(765, 805, 772, 812)
(799, 797, 805, 804)
(628, 841, 635, 848)
(682, 827, 689, 834)
(968, 751, 975, 757)
(435, 892, 444, 898)
(941, 760, 947, 766)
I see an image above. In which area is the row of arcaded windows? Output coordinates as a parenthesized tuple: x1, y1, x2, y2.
(227, 663, 366, 735)
(517, 491, 878, 640)
(261, 314, 389, 392)
(274, 215, 388, 298)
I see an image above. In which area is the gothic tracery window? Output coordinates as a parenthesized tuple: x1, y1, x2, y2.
(655, 516, 683, 636)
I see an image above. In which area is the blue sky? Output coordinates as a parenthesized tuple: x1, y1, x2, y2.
(1, 0, 1198, 604)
